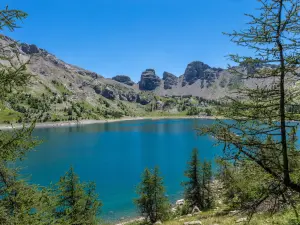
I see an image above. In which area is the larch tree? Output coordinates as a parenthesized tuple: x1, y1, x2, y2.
(182, 148, 204, 209)
(54, 167, 102, 225)
(135, 167, 169, 223)
(182, 149, 213, 210)
(198, 0, 300, 216)
(0, 6, 51, 225)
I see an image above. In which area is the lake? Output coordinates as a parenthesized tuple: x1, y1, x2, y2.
(19, 119, 222, 221)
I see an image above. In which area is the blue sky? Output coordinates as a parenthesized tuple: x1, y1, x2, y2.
(3, 0, 259, 81)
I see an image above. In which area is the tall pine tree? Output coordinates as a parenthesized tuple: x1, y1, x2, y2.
(182, 149, 213, 210)
(54, 167, 102, 225)
(182, 148, 203, 209)
(135, 167, 169, 223)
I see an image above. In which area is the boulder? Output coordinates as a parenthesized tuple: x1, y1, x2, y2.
(176, 199, 185, 206)
(102, 87, 117, 100)
(191, 206, 201, 214)
(162, 71, 178, 89)
(137, 95, 152, 105)
(112, 75, 134, 86)
(119, 94, 127, 101)
(184, 221, 202, 225)
(139, 69, 161, 91)
(126, 92, 138, 102)
(154, 221, 162, 224)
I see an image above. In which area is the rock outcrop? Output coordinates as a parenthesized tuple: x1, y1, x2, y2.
(162, 71, 178, 89)
(102, 87, 117, 100)
(139, 69, 161, 91)
(20, 43, 40, 54)
(112, 75, 134, 86)
(182, 61, 210, 86)
(182, 61, 223, 88)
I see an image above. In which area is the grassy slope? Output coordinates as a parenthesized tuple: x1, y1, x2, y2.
(126, 208, 298, 225)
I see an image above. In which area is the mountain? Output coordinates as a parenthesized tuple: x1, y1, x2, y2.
(0, 35, 255, 123)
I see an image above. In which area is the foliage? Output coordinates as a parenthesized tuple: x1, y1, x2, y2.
(198, 0, 300, 219)
(182, 149, 213, 210)
(135, 167, 170, 223)
(54, 167, 102, 225)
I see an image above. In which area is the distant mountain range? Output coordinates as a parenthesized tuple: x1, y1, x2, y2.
(4, 36, 250, 100)
(1, 35, 283, 123)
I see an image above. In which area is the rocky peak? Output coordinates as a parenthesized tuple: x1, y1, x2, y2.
(112, 75, 134, 86)
(162, 72, 178, 89)
(182, 61, 211, 86)
(139, 69, 161, 91)
(20, 43, 40, 54)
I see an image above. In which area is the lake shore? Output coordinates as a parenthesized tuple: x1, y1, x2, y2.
(0, 115, 222, 130)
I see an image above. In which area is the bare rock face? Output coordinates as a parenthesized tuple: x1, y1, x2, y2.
(20, 43, 40, 54)
(139, 69, 161, 91)
(182, 61, 210, 86)
(162, 71, 178, 89)
(102, 86, 117, 100)
(112, 75, 134, 86)
(182, 61, 223, 88)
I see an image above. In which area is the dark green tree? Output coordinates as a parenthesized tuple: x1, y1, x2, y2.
(182, 148, 203, 209)
(135, 167, 169, 223)
(182, 149, 213, 210)
(0, 6, 52, 225)
(198, 0, 300, 217)
(54, 167, 102, 225)
(202, 160, 213, 209)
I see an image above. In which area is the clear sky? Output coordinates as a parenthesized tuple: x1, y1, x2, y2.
(3, 0, 259, 82)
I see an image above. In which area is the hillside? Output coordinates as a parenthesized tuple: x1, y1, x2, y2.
(0, 35, 280, 124)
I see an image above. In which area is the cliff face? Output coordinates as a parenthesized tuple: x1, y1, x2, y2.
(1, 35, 249, 102)
(112, 75, 134, 86)
(139, 69, 161, 91)
(162, 72, 178, 89)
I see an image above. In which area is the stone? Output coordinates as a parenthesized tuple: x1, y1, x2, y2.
(137, 94, 152, 105)
(154, 221, 162, 224)
(176, 199, 185, 206)
(187, 214, 193, 217)
(139, 69, 161, 90)
(126, 92, 138, 102)
(191, 206, 201, 214)
(119, 94, 127, 101)
(184, 221, 202, 225)
(162, 71, 178, 89)
(102, 86, 117, 100)
(112, 75, 134, 86)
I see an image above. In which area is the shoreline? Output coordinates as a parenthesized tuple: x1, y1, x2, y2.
(0, 116, 221, 130)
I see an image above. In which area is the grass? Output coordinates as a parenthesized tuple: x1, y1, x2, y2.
(125, 208, 299, 225)
(0, 107, 21, 123)
(53, 82, 73, 95)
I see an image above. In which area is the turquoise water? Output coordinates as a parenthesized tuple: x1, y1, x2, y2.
(20, 119, 222, 221)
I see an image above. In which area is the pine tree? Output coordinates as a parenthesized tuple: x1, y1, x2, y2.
(0, 6, 52, 225)
(54, 167, 102, 225)
(198, 0, 300, 215)
(202, 160, 213, 209)
(135, 167, 169, 223)
(182, 148, 203, 209)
